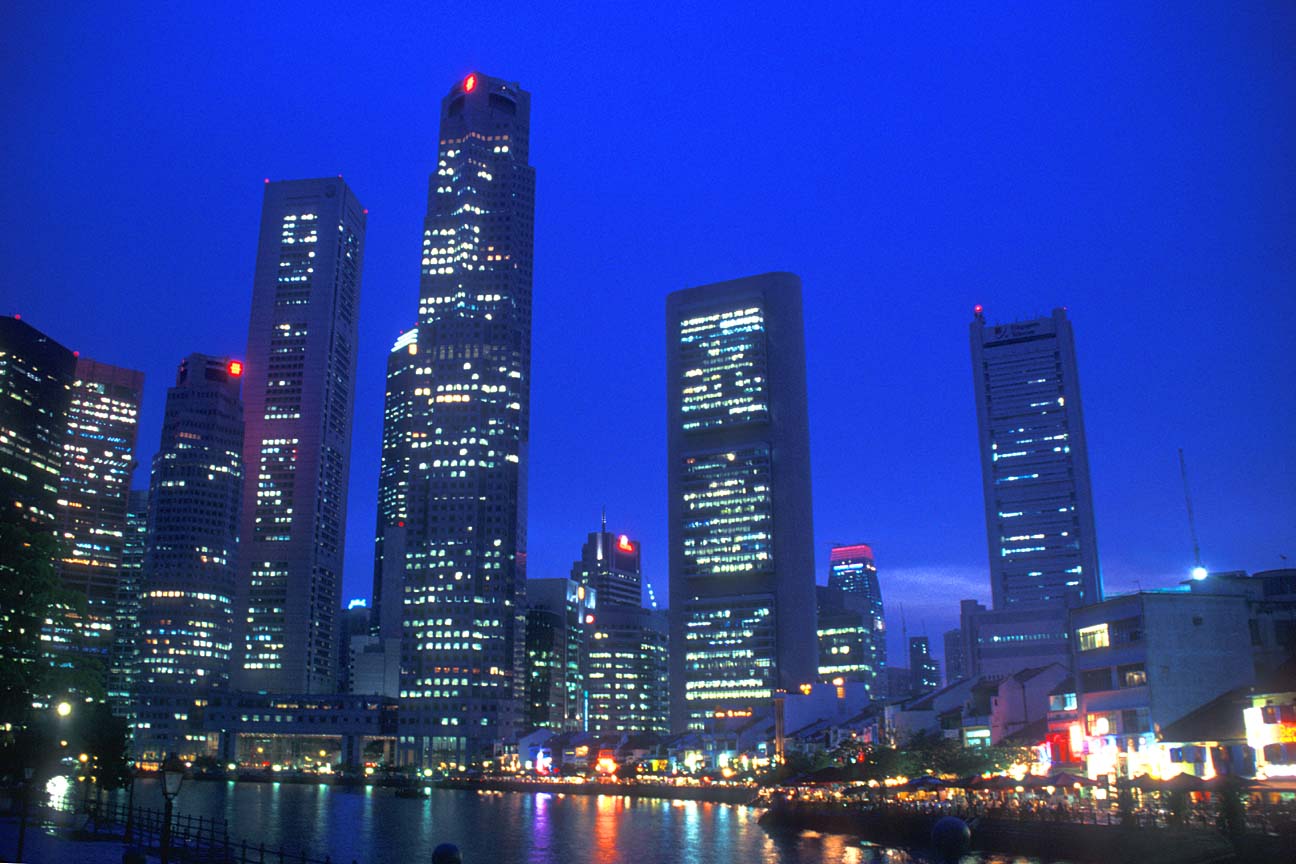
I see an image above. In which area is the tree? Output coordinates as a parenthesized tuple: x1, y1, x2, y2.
(0, 508, 66, 725)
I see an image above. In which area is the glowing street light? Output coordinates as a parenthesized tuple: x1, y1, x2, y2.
(55, 702, 72, 718)
(1191, 566, 1208, 581)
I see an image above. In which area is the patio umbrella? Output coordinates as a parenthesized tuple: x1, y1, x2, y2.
(1162, 773, 1207, 793)
(1205, 775, 1262, 793)
(905, 775, 947, 791)
(1048, 771, 1098, 788)
(1129, 775, 1162, 792)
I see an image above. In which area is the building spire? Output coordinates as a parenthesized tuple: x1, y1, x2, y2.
(601, 504, 607, 533)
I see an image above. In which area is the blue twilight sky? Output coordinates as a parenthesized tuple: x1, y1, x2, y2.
(4, 3, 1294, 668)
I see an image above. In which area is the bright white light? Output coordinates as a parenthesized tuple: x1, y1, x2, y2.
(1191, 566, 1208, 581)
(55, 702, 71, 717)
(45, 775, 69, 804)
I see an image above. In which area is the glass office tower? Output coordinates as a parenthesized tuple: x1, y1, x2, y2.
(666, 272, 816, 732)
(397, 73, 536, 762)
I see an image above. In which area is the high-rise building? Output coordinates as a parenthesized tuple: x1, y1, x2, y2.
(908, 636, 940, 696)
(942, 627, 965, 685)
(396, 73, 536, 761)
(0, 316, 75, 527)
(587, 606, 669, 736)
(820, 544, 886, 690)
(571, 516, 643, 610)
(108, 489, 148, 719)
(53, 359, 145, 667)
(235, 178, 366, 695)
(970, 306, 1100, 610)
(666, 272, 816, 732)
(522, 578, 591, 731)
(372, 327, 418, 640)
(136, 354, 244, 761)
(0, 317, 75, 713)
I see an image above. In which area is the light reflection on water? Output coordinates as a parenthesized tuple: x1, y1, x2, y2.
(114, 779, 1048, 864)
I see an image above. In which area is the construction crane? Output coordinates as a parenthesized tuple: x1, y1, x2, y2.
(1179, 448, 1207, 580)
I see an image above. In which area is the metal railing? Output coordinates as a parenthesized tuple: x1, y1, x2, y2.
(50, 791, 352, 864)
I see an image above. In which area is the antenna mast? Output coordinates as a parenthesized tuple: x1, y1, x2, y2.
(1179, 448, 1203, 571)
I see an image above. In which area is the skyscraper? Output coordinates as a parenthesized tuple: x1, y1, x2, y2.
(822, 543, 886, 686)
(666, 272, 816, 732)
(372, 327, 418, 640)
(54, 358, 145, 666)
(942, 627, 965, 685)
(0, 316, 75, 528)
(136, 354, 244, 761)
(235, 177, 366, 695)
(587, 606, 669, 736)
(970, 306, 1100, 609)
(396, 73, 536, 762)
(908, 636, 939, 696)
(571, 516, 642, 609)
(108, 489, 148, 720)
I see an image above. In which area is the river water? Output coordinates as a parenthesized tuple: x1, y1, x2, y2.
(114, 778, 1052, 864)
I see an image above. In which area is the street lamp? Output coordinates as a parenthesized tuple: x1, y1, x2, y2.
(160, 754, 186, 864)
(55, 701, 72, 718)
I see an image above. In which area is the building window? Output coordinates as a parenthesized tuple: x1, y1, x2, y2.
(1117, 663, 1147, 688)
(1076, 624, 1109, 651)
(1080, 667, 1112, 693)
(1049, 692, 1077, 712)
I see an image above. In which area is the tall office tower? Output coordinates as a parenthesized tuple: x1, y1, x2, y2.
(908, 637, 939, 696)
(372, 327, 418, 639)
(397, 73, 536, 761)
(816, 587, 880, 696)
(53, 359, 145, 667)
(522, 578, 591, 730)
(136, 355, 244, 761)
(942, 627, 966, 685)
(0, 316, 75, 527)
(970, 306, 1100, 609)
(108, 489, 148, 719)
(666, 272, 816, 732)
(826, 544, 886, 677)
(0, 317, 74, 718)
(571, 516, 642, 609)
(587, 606, 669, 735)
(236, 177, 366, 695)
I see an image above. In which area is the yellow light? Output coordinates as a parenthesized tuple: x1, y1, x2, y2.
(78, 753, 89, 763)
(55, 702, 72, 717)
(319, 750, 327, 757)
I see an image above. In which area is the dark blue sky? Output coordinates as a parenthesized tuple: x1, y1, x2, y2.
(5, 3, 1293, 667)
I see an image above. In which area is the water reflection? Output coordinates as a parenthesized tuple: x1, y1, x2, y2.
(111, 780, 1047, 864)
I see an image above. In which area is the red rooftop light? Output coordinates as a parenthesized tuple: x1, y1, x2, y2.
(464, 73, 477, 93)
(974, 304, 984, 315)
(617, 535, 634, 553)
(227, 360, 244, 377)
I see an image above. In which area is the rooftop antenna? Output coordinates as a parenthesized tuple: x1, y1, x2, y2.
(1179, 448, 1207, 580)
(601, 505, 607, 534)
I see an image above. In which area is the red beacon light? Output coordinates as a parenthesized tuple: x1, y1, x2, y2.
(227, 360, 244, 377)
(617, 535, 634, 553)
(464, 73, 477, 92)
(973, 304, 984, 315)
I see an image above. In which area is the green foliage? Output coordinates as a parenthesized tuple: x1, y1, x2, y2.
(80, 701, 133, 791)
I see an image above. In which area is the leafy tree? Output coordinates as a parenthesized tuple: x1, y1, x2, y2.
(0, 508, 66, 724)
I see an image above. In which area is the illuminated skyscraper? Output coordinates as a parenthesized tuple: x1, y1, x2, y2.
(372, 326, 418, 640)
(108, 488, 148, 719)
(0, 316, 75, 528)
(397, 73, 536, 761)
(136, 354, 244, 761)
(666, 272, 816, 732)
(908, 636, 939, 696)
(817, 544, 886, 695)
(235, 177, 366, 694)
(970, 306, 1100, 609)
(570, 516, 642, 610)
(53, 359, 144, 666)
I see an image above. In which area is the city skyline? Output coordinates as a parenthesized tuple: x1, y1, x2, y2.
(5, 4, 1293, 672)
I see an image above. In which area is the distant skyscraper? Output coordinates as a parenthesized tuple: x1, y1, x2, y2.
(666, 272, 816, 732)
(372, 327, 418, 640)
(522, 577, 590, 731)
(235, 177, 366, 695)
(571, 516, 642, 609)
(136, 354, 244, 761)
(108, 489, 148, 719)
(942, 627, 965, 684)
(0, 316, 75, 527)
(908, 636, 939, 696)
(970, 306, 1100, 609)
(396, 73, 536, 761)
(823, 544, 886, 686)
(54, 358, 144, 666)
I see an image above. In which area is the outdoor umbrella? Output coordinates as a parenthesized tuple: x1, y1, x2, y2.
(1048, 771, 1098, 788)
(1162, 773, 1207, 793)
(905, 775, 947, 791)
